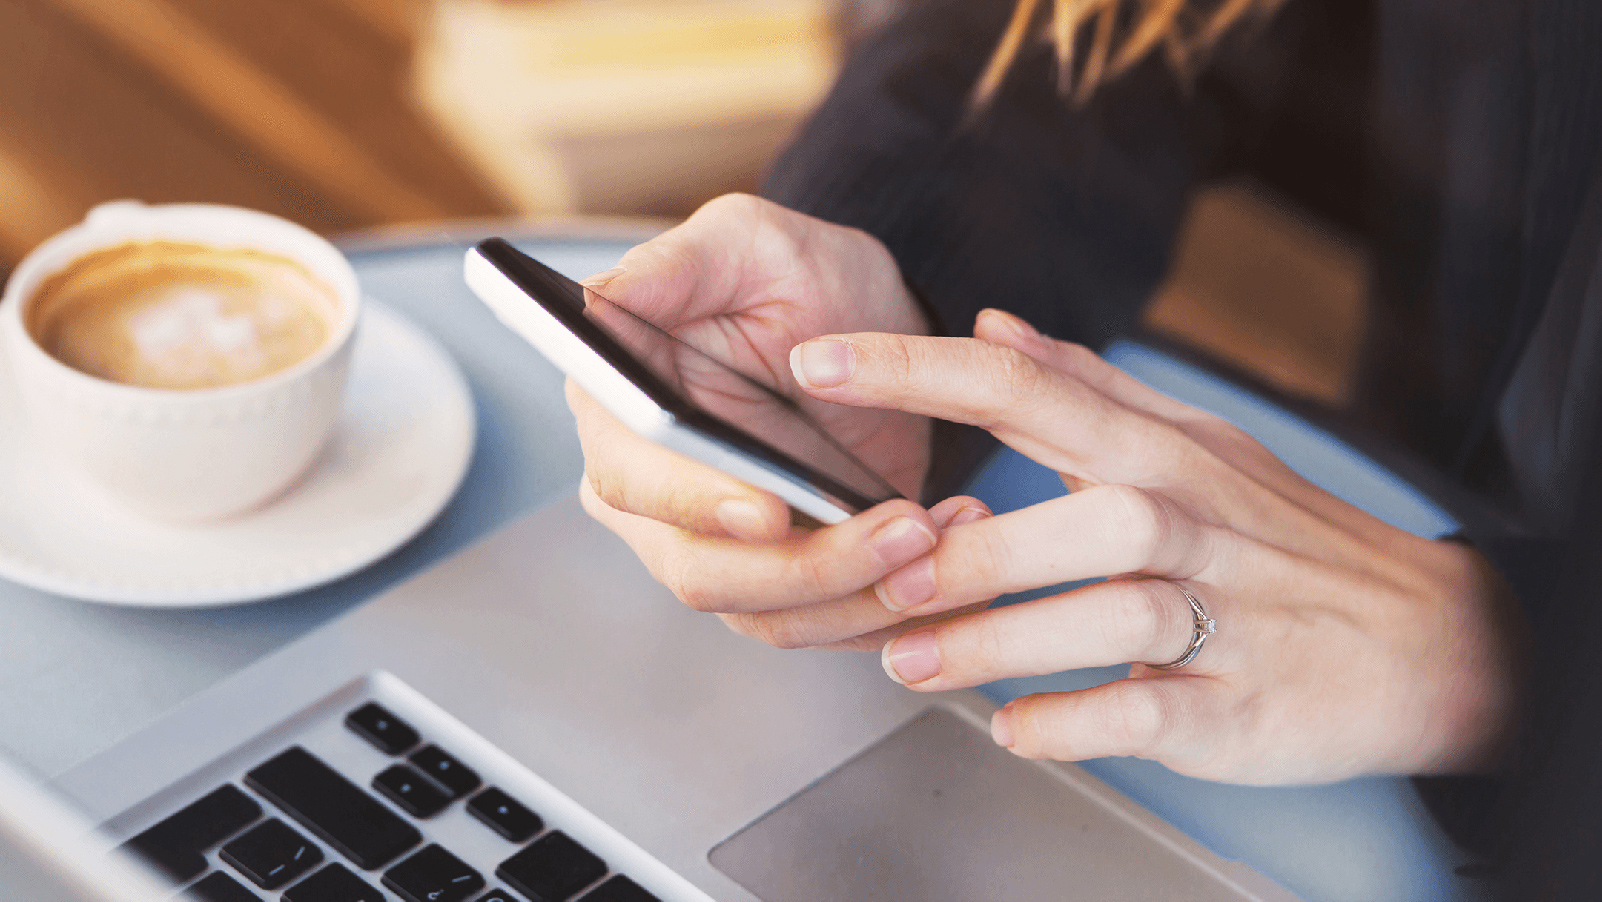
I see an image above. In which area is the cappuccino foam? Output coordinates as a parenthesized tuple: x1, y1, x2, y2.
(26, 240, 340, 391)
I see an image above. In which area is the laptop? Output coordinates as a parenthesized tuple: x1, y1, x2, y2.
(0, 487, 1295, 902)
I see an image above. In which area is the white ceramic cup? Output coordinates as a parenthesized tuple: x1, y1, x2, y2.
(0, 201, 361, 522)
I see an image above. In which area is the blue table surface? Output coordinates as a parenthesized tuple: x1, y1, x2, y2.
(0, 234, 1482, 902)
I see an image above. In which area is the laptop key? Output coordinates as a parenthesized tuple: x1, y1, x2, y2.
(184, 871, 263, 902)
(409, 745, 482, 798)
(282, 862, 384, 902)
(580, 875, 661, 902)
(220, 818, 323, 890)
(383, 843, 486, 902)
(475, 891, 520, 902)
(124, 784, 262, 882)
(496, 831, 606, 902)
(345, 702, 420, 755)
(467, 787, 542, 843)
(245, 746, 422, 870)
(374, 763, 453, 818)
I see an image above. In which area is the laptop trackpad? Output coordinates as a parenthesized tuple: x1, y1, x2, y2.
(709, 707, 1246, 901)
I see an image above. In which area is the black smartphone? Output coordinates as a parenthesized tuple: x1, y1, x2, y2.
(465, 238, 900, 523)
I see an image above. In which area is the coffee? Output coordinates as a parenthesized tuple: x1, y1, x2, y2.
(25, 240, 340, 391)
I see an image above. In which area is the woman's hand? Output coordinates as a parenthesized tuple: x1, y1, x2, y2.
(789, 308, 1525, 784)
(572, 194, 987, 650)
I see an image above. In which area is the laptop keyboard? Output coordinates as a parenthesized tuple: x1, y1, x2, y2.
(122, 700, 661, 902)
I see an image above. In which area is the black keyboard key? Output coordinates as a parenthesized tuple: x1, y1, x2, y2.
(475, 891, 519, 902)
(467, 788, 542, 843)
(409, 745, 481, 798)
(184, 871, 262, 902)
(345, 703, 419, 755)
(581, 876, 660, 902)
(283, 863, 384, 902)
(124, 785, 261, 881)
(383, 844, 485, 902)
(245, 746, 422, 870)
(220, 818, 323, 890)
(374, 764, 453, 818)
(497, 832, 606, 902)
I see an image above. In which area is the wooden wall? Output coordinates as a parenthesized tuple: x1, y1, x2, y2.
(0, 0, 513, 276)
(0, 0, 1366, 405)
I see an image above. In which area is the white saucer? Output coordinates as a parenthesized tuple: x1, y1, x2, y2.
(0, 300, 476, 606)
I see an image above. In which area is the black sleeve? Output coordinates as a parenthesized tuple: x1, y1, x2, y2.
(761, 0, 1292, 347)
(760, 0, 1306, 496)
(1487, 432, 1602, 898)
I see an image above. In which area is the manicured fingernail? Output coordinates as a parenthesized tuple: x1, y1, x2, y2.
(950, 505, 990, 526)
(716, 499, 769, 539)
(982, 308, 1038, 342)
(991, 707, 1015, 747)
(882, 630, 940, 685)
(875, 556, 936, 612)
(869, 517, 936, 568)
(581, 267, 625, 287)
(791, 339, 853, 388)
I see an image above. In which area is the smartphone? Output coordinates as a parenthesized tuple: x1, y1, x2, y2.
(464, 238, 901, 524)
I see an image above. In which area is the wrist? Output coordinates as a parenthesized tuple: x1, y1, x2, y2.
(1414, 541, 1529, 775)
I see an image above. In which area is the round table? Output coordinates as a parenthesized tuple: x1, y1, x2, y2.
(0, 223, 1483, 902)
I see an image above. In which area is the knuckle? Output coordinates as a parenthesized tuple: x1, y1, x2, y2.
(697, 191, 763, 222)
(658, 548, 716, 612)
(740, 610, 816, 650)
(1101, 682, 1169, 751)
(962, 617, 1010, 676)
(870, 334, 920, 386)
(585, 464, 632, 515)
(984, 346, 1048, 406)
(1102, 484, 1177, 568)
(786, 546, 840, 600)
(1105, 581, 1170, 655)
(939, 525, 1009, 594)
(657, 480, 709, 530)
(762, 614, 817, 650)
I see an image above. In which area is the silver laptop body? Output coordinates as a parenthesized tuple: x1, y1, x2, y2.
(33, 494, 1294, 902)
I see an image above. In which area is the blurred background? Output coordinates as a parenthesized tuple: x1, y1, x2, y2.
(0, 0, 1366, 408)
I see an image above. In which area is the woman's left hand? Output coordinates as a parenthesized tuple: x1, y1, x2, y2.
(789, 309, 1526, 784)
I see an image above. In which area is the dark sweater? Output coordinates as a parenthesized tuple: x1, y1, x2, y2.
(761, 0, 1602, 895)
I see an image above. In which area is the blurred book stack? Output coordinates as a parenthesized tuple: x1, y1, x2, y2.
(413, 0, 841, 216)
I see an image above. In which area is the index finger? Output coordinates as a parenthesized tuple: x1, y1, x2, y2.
(789, 332, 1176, 484)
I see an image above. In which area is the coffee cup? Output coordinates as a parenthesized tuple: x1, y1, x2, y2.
(0, 201, 361, 522)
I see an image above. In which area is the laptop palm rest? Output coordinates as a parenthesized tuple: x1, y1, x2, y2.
(711, 707, 1244, 902)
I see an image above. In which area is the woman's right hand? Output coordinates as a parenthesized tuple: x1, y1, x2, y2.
(570, 194, 982, 650)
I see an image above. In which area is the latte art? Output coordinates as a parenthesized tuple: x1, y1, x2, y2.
(26, 240, 339, 390)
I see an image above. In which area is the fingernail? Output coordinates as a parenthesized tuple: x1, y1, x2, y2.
(950, 505, 990, 526)
(982, 308, 1038, 342)
(875, 556, 936, 612)
(882, 630, 941, 685)
(869, 517, 936, 568)
(716, 499, 769, 539)
(791, 339, 853, 388)
(991, 707, 1015, 747)
(582, 267, 625, 288)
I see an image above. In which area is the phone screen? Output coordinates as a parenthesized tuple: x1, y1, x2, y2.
(475, 239, 901, 513)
